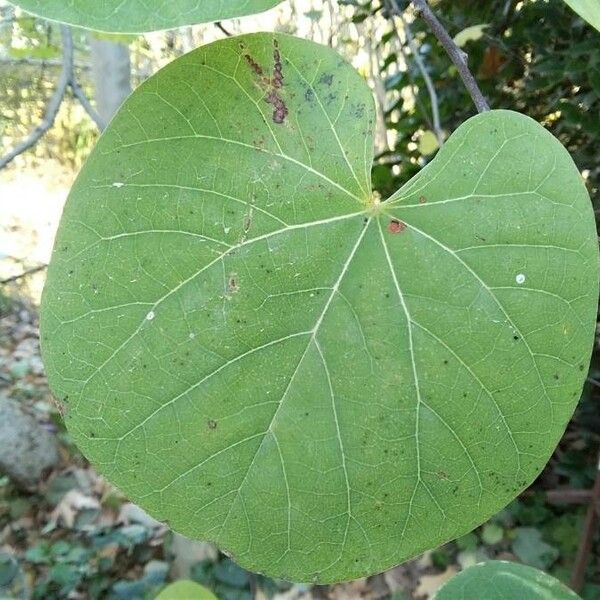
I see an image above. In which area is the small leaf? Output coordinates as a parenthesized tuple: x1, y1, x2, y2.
(0, 553, 19, 587)
(563, 0, 600, 33)
(418, 130, 440, 156)
(453, 24, 489, 47)
(434, 560, 581, 599)
(156, 580, 218, 600)
(7, 0, 284, 33)
(481, 523, 504, 545)
(40, 33, 598, 583)
(511, 527, 559, 570)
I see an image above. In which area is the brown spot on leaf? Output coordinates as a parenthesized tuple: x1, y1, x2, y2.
(243, 211, 253, 233)
(207, 419, 217, 430)
(272, 39, 284, 89)
(419, 195, 427, 204)
(227, 274, 239, 294)
(266, 90, 288, 124)
(388, 219, 406, 234)
(242, 39, 288, 124)
(244, 53, 264, 77)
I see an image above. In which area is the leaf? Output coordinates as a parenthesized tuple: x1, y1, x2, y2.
(481, 523, 503, 545)
(0, 553, 19, 587)
(511, 527, 559, 570)
(39, 33, 598, 583)
(434, 560, 581, 599)
(563, 0, 600, 33)
(418, 130, 440, 156)
(452, 24, 489, 47)
(156, 580, 218, 600)
(7, 0, 284, 33)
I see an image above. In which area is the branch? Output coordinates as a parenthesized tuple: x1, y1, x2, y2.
(0, 264, 47, 285)
(214, 21, 232, 37)
(387, 0, 443, 145)
(385, 1, 433, 132)
(410, 0, 490, 113)
(70, 78, 107, 130)
(0, 25, 73, 170)
(0, 57, 90, 70)
(400, 15, 443, 143)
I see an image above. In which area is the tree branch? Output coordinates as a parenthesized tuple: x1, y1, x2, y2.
(387, 0, 443, 145)
(0, 25, 73, 170)
(410, 0, 490, 113)
(400, 15, 443, 143)
(0, 57, 90, 70)
(214, 21, 233, 37)
(385, 1, 433, 132)
(70, 78, 107, 130)
(0, 264, 47, 285)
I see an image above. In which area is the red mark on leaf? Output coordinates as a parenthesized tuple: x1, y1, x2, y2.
(388, 219, 406, 234)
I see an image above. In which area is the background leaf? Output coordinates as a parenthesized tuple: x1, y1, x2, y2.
(7, 0, 284, 33)
(452, 24, 489, 47)
(511, 527, 559, 570)
(156, 580, 218, 600)
(563, 0, 600, 32)
(434, 560, 581, 599)
(40, 33, 598, 583)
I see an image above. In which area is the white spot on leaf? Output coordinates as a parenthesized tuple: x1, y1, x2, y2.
(516, 273, 526, 284)
(146, 311, 155, 321)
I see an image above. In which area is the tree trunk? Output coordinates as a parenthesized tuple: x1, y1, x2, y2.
(89, 36, 132, 124)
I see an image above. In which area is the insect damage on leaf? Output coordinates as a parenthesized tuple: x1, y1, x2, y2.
(243, 39, 288, 124)
(388, 218, 406, 234)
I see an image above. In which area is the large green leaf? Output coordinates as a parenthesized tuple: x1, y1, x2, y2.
(40, 33, 598, 583)
(563, 0, 600, 32)
(7, 0, 283, 33)
(434, 561, 581, 599)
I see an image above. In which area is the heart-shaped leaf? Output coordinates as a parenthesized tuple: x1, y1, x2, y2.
(563, 0, 600, 32)
(434, 561, 581, 599)
(7, 0, 284, 33)
(40, 33, 598, 583)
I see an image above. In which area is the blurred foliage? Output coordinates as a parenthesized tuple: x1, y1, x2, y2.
(354, 0, 600, 206)
(0, 16, 98, 170)
(189, 557, 292, 600)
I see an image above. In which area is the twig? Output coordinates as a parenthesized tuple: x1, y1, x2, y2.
(570, 455, 600, 592)
(0, 25, 73, 170)
(400, 15, 443, 143)
(215, 21, 232, 37)
(0, 264, 47, 285)
(587, 376, 600, 389)
(0, 57, 90, 70)
(70, 78, 107, 130)
(387, 0, 443, 145)
(410, 0, 490, 113)
(385, 1, 434, 133)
